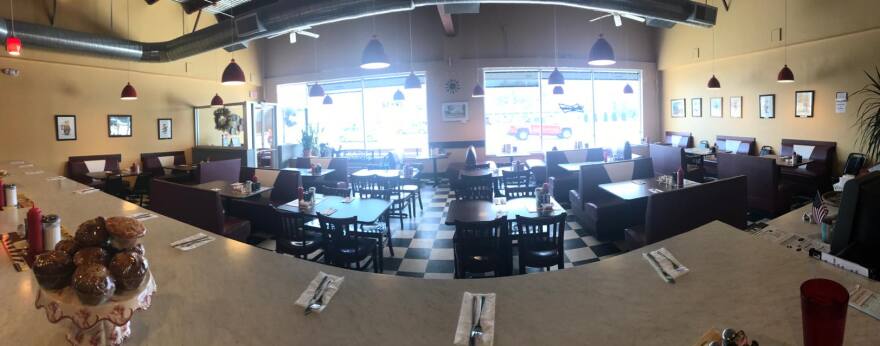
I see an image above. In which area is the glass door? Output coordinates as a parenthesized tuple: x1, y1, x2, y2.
(251, 102, 278, 168)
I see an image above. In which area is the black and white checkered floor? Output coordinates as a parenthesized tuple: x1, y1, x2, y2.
(257, 183, 625, 279)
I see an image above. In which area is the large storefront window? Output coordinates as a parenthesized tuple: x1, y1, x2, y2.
(276, 73, 428, 156)
(484, 68, 642, 155)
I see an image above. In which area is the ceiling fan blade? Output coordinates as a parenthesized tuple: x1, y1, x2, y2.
(621, 14, 646, 23)
(589, 14, 612, 22)
(613, 14, 623, 27)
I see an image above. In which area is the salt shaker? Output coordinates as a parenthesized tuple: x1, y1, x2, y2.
(42, 214, 61, 251)
(5, 184, 17, 207)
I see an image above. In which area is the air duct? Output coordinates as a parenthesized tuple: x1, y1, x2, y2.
(0, 0, 715, 63)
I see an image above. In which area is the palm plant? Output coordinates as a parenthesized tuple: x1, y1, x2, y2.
(854, 66, 880, 162)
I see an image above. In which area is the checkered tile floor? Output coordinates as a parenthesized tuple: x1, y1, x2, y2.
(257, 181, 625, 279)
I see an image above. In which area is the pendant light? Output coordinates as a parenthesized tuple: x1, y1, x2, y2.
(471, 18, 484, 98)
(5, 0, 21, 56)
(777, 0, 795, 83)
(472, 84, 485, 98)
(552, 86, 564, 95)
(393, 89, 405, 102)
(622, 19, 633, 94)
(623, 84, 634, 94)
(547, 8, 565, 87)
(404, 13, 422, 89)
(221, 59, 246, 85)
(360, 2, 390, 70)
(211, 93, 224, 106)
(309, 84, 325, 98)
(588, 34, 615, 66)
(707, 19, 720, 89)
(322, 95, 333, 105)
(309, 36, 325, 98)
(119, 0, 137, 101)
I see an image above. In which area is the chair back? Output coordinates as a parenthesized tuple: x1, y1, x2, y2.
(649, 143, 686, 176)
(198, 158, 241, 183)
(844, 153, 867, 175)
(780, 139, 837, 174)
(545, 149, 598, 178)
(131, 173, 152, 193)
(103, 175, 127, 198)
(577, 158, 654, 199)
(318, 185, 351, 197)
(454, 174, 494, 201)
(352, 175, 392, 200)
(453, 217, 507, 277)
(664, 131, 693, 148)
(295, 157, 311, 169)
(325, 158, 349, 183)
(275, 209, 317, 254)
(317, 213, 361, 264)
(515, 213, 566, 251)
(140, 151, 186, 177)
(67, 154, 122, 184)
(715, 135, 756, 155)
(759, 145, 774, 156)
(150, 179, 224, 234)
(252, 168, 280, 187)
(270, 169, 302, 203)
(642, 176, 747, 245)
(502, 169, 534, 198)
(717, 152, 786, 216)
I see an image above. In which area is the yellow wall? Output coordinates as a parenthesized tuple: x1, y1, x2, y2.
(0, 0, 262, 174)
(659, 0, 880, 169)
(261, 5, 661, 171)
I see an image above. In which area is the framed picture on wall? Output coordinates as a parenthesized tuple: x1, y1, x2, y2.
(691, 98, 702, 117)
(671, 99, 686, 118)
(158, 118, 172, 140)
(759, 94, 775, 119)
(54, 115, 77, 141)
(730, 96, 743, 118)
(709, 97, 723, 118)
(795, 90, 815, 118)
(441, 102, 469, 122)
(108, 115, 133, 137)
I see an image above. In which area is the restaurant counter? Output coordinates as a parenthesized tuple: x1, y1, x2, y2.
(1, 161, 879, 345)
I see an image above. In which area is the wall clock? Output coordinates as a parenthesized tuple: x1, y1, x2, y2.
(445, 79, 461, 94)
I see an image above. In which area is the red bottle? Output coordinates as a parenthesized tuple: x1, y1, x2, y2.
(0, 178, 5, 211)
(27, 204, 44, 262)
(676, 167, 684, 187)
(297, 186, 305, 201)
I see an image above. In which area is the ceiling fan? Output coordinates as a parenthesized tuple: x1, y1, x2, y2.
(589, 12, 646, 27)
(265, 26, 321, 44)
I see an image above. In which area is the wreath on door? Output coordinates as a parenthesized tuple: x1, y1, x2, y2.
(213, 107, 242, 135)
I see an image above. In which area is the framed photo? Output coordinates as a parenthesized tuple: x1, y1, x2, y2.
(441, 102, 469, 122)
(54, 115, 77, 141)
(691, 98, 702, 117)
(759, 94, 775, 119)
(795, 90, 815, 118)
(709, 97, 723, 118)
(108, 115, 132, 137)
(836, 92, 848, 102)
(157, 118, 172, 140)
(670, 98, 686, 118)
(730, 96, 743, 118)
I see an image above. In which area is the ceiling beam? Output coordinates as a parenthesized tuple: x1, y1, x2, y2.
(437, 5, 456, 37)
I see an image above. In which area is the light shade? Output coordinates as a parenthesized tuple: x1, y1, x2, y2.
(360, 36, 390, 70)
(120, 82, 138, 101)
(623, 83, 634, 94)
(393, 89, 405, 102)
(221, 59, 246, 85)
(472, 84, 485, 98)
(707, 75, 721, 89)
(548, 68, 565, 85)
(777, 64, 795, 83)
(322, 95, 333, 105)
(6, 36, 21, 56)
(404, 71, 422, 89)
(309, 83, 325, 98)
(211, 93, 224, 106)
(588, 34, 615, 66)
(552, 85, 564, 95)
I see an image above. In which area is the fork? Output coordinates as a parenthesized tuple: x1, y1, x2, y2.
(470, 296, 485, 345)
(656, 251, 681, 270)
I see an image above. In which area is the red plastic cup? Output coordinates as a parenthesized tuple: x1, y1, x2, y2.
(801, 278, 849, 346)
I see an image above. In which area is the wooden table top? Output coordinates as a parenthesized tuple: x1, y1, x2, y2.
(281, 167, 337, 177)
(444, 197, 565, 225)
(193, 180, 273, 199)
(599, 178, 701, 201)
(761, 155, 814, 168)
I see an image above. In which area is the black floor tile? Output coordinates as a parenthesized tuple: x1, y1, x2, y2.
(395, 271, 425, 278)
(590, 243, 621, 257)
(403, 248, 431, 259)
(391, 238, 412, 247)
(563, 238, 588, 250)
(426, 260, 455, 273)
(382, 257, 403, 272)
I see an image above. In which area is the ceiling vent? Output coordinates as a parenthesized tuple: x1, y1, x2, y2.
(686, 2, 718, 27)
(234, 13, 265, 37)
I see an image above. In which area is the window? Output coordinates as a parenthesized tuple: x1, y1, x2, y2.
(276, 73, 428, 156)
(483, 68, 642, 155)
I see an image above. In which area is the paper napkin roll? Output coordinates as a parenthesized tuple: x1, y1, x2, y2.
(295, 272, 345, 313)
(454, 292, 496, 346)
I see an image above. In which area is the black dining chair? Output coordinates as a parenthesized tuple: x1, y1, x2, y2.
(501, 169, 534, 198)
(275, 209, 324, 261)
(454, 174, 494, 201)
(126, 173, 153, 206)
(318, 213, 379, 273)
(453, 217, 508, 279)
(843, 153, 867, 175)
(317, 185, 350, 198)
(103, 175, 130, 199)
(698, 140, 710, 149)
(351, 175, 399, 257)
(515, 214, 566, 274)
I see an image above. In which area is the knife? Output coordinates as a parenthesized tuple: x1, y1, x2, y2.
(468, 295, 478, 346)
(304, 275, 331, 314)
(645, 252, 675, 284)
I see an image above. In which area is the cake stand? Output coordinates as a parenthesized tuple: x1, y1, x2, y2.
(35, 270, 157, 346)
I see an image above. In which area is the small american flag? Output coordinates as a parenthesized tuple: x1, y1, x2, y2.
(812, 191, 829, 224)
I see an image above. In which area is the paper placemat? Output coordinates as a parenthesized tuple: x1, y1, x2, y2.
(170, 232, 215, 251)
(454, 292, 496, 346)
(295, 271, 345, 313)
(73, 188, 100, 195)
(128, 212, 158, 222)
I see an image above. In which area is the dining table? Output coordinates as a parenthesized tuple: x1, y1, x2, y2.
(193, 180, 273, 199)
(761, 155, 814, 168)
(558, 154, 643, 173)
(407, 152, 450, 187)
(85, 170, 139, 180)
(282, 167, 337, 178)
(599, 177, 701, 201)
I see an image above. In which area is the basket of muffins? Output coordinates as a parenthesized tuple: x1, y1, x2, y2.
(32, 216, 149, 305)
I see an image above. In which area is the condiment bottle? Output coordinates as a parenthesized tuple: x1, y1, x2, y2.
(42, 214, 61, 251)
(0, 178, 5, 210)
(5, 184, 17, 207)
(27, 204, 44, 262)
(676, 167, 684, 187)
(297, 186, 304, 201)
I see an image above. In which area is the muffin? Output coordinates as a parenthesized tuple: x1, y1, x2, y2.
(109, 252, 148, 290)
(126, 243, 146, 257)
(54, 239, 80, 257)
(72, 264, 116, 305)
(33, 251, 74, 290)
(73, 247, 109, 267)
(105, 216, 146, 250)
(75, 217, 109, 248)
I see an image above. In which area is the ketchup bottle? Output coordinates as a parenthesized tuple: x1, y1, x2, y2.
(0, 178, 5, 211)
(27, 204, 44, 263)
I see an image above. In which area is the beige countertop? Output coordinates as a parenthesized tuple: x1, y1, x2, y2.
(1, 161, 878, 345)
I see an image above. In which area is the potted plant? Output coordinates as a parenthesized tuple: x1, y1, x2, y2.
(854, 67, 880, 163)
(301, 125, 319, 157)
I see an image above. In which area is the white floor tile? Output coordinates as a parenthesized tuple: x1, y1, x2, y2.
(398, 259, 428, 273)
(409, 239, 435, 249)
(565, 247, 598, 263)
(429, 248, 454, 260)
(424, 273, 455, 280)
(435, 230, 455, 239)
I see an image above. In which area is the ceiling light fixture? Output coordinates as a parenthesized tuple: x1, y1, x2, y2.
(777, 0, 794, 83)
(360, 35, 390, 70)
(552, 85, 564, 95)
(393, 89, 405, 102)
(623, 84, 634, 94)
(472, 84, 485, 98)
(548, 8, 565, 87)
(404, 13, 422, 89)
(5, 0, 20, 56)
(322, 94, 333, 105)
(471, 18, 484, 98)
(221, 59, 246, 85)
(588, 34, 615, 66)
(211, 93, 224, 106)
(707, 19, 720, 89)
(120, 0, 137, 100)
(309, 84, 325, 98)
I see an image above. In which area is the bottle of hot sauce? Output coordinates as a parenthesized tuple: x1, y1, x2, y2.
(27, 204, 44, 263)
(0, 178, 5, 211)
